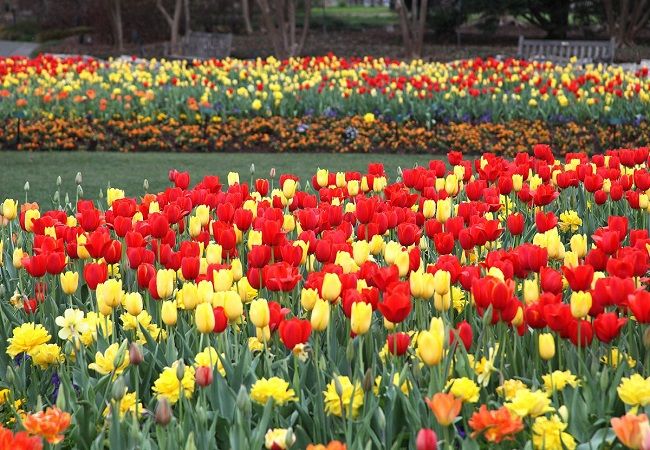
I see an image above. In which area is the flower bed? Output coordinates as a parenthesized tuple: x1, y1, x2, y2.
(1, 146, 650, 448)
(1, 55, 649, 124)
(3, 117, 650, 155)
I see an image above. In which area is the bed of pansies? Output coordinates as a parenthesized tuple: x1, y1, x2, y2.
(2, 116, 650, 156)
(1, 144, 650, 449)
(0, 54, 649, 154)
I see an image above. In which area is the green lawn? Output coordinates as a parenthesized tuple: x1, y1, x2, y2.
(0, 152, 434, 207)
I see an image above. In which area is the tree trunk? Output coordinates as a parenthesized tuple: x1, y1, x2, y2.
(111, 0, 124, 51)
(396, 0, 428, 59)
(242, 0, 254, 34)
(603, 0, 650, 46)
(256, 0, 311, 59)
(184, 0, 191, 36)
(157, 0, 184, 53)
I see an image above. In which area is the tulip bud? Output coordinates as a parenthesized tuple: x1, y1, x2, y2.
(161, 300, 178, 326)
(155, 397, 172, 425)
(175, 360, 185, 381)
(24, 181, 30, 192)
(538, 333, 555, 360)
(75, 172, 83, 185)
(250, 163, 255, 175)
(77, 185, 83, 197)
(346, 339, 355, 363)
(644, 327, 650, 350)
(375, 408, 386, 430)
(129, 342, 144, 366)
(111, 376, 126, 401)
(236, 385, 251, 416)
(362, 368, 373, 392)
(56, 175, 62, 187)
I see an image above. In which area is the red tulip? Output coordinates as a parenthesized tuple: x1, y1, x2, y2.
(213, 306, 228, 333)
(594, 312, 627, 343)
(628, 290, 650, 323)
(416, 428, 438, 450)
(279, 318, 311, 350)
(535, 211, 557, 233)
(506, 213, 524, 236)
(568, 319, 593, 347)
(386, 332, 410, 356)
(83, 262, 108, 290)
(262, 262, 302, 292)
(181, 257, 200, 280)
(103, 240, 122, 265)
(149, 213, 170, 239)
(195, 365, 214, 387)
(433, 232, 454, 255)
(562, 265, 594, 292)
(451, 321, 473, 351)
(377, 282, 412, 323)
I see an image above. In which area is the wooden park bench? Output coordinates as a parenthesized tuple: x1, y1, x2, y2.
(517, 36, 616, 65)
(167, 32, 232, 60)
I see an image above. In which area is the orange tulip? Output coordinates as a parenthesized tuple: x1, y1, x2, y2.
(425, 392, 462, 427)
(306, 441, 346, 450)
(469, 405, 524, 443)
(611, 413, 649, 449)
(22, 406, 71, 444)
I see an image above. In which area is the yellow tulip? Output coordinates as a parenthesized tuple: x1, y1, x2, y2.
(417, 331, 443, 366)
(433, 270, 451, 295)
(249, 299, 270, 328)
(205, 243, 223, 265)
(282, 179, 297, 199)
(316, 169, 329, 187)
(213, 269, 233, 292)
(523, 278, 539, 305)
(124, 292, 143, 316)
(96, 279, 123, 308)
(570, 234, 587, 258)
(178, 282, 199, 310)
(24, 209, 40, 232)
(60, 272, 78, 297)
(1, 199, 18, 220)
(195, 302, 215, 333)
(436, 198, 452, 223)
(156, 269, 176, 299)
(301, 288, 319, 311)
(321, 273, 342, 302)
(570, 291, 592, 319)
(352, 240, 370, 266)
(350, 302, 372, 335)
(539, 333, 555, 360)
(311, 298, 330, 331)
(223, 292, 243, 322)
(161, 301, 178, 326)
(12, 248, 24, 268)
